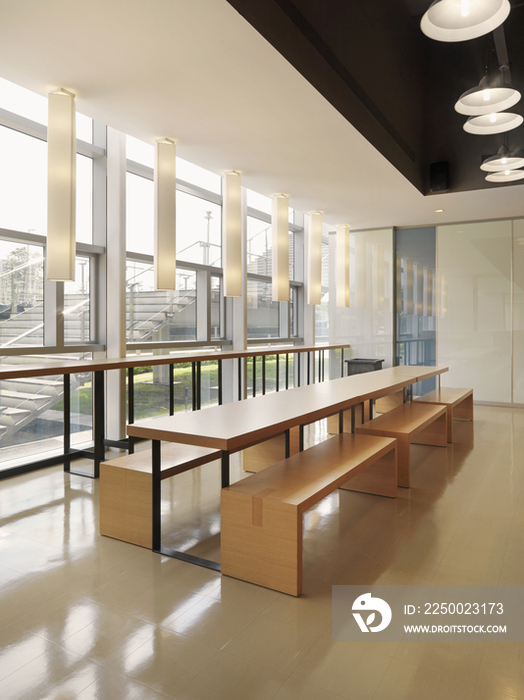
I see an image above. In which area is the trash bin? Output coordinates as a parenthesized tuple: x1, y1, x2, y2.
(345, 358, 384, 376)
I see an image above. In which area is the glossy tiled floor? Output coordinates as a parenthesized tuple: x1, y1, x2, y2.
(1, 405, 524, 699)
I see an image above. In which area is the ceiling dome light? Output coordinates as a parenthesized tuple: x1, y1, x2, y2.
(455, 73, 521, 115)
(481, 144, 524, 172)
(485, 169, 524, 182)
(464, 112, 523, 134)
(421, 0, 510, 42)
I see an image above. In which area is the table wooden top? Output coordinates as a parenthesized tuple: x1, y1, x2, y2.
(0, 343, 348, 380)
(127, 366, 448, 452)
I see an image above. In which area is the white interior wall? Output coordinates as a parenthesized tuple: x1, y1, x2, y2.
(437, 219, 520, 404)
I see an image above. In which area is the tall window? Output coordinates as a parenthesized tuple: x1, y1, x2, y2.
(177, 192, 221, 267)
(0, 240, 44, 347)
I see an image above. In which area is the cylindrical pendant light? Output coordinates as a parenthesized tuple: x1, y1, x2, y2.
(421, 0, 510, 42)
(481, 143, 524, 171)
(154, 138, 177, 290)
(439, 274, 448, 317)
(373, 244, 385, 312)
(425, 268, 434, 317)
(272, 194, 289, 302)
(47, 88, 76, 282)
(416, 263, 424, 316)
(455, 73, 521, 116)
(464, 112, 523, 135)
(222, 171, 242, 297)
(336, 224, 350, 308)
(404, 257, 414, 314)
(356, 235, 367, 309)
(396, 252, 402, 314)
(485, 169, 524, 182)
(307, 212, 323, 305)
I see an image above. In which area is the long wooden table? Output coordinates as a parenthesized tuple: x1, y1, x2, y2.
(127, 365, 448, 568)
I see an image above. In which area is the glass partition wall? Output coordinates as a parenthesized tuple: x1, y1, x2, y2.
(395, 227, 436, 396)
(437, 220, 513, 403)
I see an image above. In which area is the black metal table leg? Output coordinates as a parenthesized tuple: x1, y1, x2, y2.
(157, 440, 222, 572)
(93, 370, 104, 478)
(285, 429, 290, 458)
(339, 409, 344, 433)
(128, 367, 135, 454)
(63, 373, 71, 473)
(218, 359, 223, 405)
(238, 358, 242, 401)
(192, 363, 197, 411)
(221, 450, 230, 488)
(196, 362, 202, 410)
(351, 405, 356, 433)
(169, 363, 175, 415)
(299, 424, 304, 452)
(152, 439, 161, 552)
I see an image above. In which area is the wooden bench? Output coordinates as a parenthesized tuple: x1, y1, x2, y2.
(355, 402, 447, 488)
(100, 443, 221, 548)
(221, 433, 397, 596)
(415, 387, 473, 443)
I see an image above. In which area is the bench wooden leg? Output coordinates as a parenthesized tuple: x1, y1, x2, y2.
(454, 393, 474, 422)
(100, 464, 153, 548)
(221, 490, 302, 596)
(411, 412, 448, 448)
(397, 438, 411, 488)
(340, 444, 397, 498)
(446, 406, 453, 443)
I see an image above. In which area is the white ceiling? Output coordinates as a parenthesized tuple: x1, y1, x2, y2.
(0, 0, 522, 229)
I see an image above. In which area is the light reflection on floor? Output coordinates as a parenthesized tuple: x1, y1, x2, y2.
(0, 406, 523, 699)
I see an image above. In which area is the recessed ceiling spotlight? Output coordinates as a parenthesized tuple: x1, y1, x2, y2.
(435, 209, 444, 213)
(421, 0, 510, 43)
(455, 72, 521, 116)
(485, 169, 524, 182)
(481, 144, 524, 172)
(464, 112, 523, 135)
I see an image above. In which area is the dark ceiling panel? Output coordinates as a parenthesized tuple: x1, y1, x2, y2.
(226, 0, 524, 195)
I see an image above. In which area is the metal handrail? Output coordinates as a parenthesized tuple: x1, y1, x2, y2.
(0, 256, 43, 280)
(126, 291, 198, 341)
(2, 322, 44, 347)
(126, 264, 154, 288)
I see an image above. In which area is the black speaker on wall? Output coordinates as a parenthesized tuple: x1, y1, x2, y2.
(429, 161, 450, 193)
